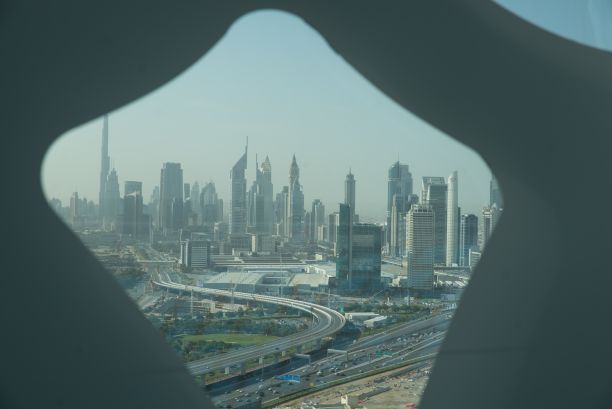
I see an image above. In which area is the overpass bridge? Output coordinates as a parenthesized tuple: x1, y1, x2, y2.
(152, 273, 346, 377)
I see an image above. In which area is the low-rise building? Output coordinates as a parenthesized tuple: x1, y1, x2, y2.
(363, 315, 388, 329)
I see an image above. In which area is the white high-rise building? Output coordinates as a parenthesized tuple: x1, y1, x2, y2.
(446, 171, 459, 266)
(406, 204, 435, 292)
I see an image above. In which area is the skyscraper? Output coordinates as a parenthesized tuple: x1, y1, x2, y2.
(159, 162, 183, 231)
(389, 192, 418, 257)
(98, 115, 110, 222)
(275, 186, 289, 237)
(479, 205, 501, 251)
(310, 199, 325, 243)
(336, 203, 353, 291)
(148, 186, 160, 229)
(387, 162, 413, 251)
(247, 180, 257, 229)
(123, 181, 148, 239)
(190, 181, 200, 219)
(422, 176, 448, 265)
(390, 194, 405, 258)
(459, 214, 478, 267)
(406, 204, 435, 292)
(70, 191, 82, 228)
(350, 223, 382, 293)
(336, 201, 381, 293)
(328, 211, 339, 247)
(344, 171, 356, 221)
(124, 181, 142, 196)
(446, 171, 459, 266)
(252, 155, 274, 234)
(490, 176, 503, 209)
(180, 233, 211, 270)
(287, 155, 304, 242)
(200, 182, 221, 226)
(229, 143, 248, 235)
(103, 168, 121, 230)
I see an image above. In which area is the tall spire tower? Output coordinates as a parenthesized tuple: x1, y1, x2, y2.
(344, 170, 356, 221)
(287, 155, 304, 241)
(98, 115, 110, 221)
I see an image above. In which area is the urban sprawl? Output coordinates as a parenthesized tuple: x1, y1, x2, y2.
(48, 115, 503, 409)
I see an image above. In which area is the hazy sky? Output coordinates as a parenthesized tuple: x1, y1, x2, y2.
(42, 10, 493, 222)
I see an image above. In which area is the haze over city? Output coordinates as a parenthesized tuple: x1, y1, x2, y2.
(41, 10, 491, 221)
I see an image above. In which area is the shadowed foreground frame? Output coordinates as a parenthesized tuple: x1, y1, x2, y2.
(1, 1, 611, 408)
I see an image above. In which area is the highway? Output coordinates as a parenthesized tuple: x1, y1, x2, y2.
(348, 313, 451, 351)
(152, 272, 346, 375)
(212, 327, 445, 408)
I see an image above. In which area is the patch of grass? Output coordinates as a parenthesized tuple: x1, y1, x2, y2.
(182, 333, 278, 345)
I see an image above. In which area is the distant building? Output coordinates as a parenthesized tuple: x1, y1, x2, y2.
(287, 155, 304, 242)
(328, 212, 339, 248)
(103, 168, 121, 230)
(490, 175, 503, 209)
(275, 186, 289, 237)
(213, 221, 228, 242)
(124, 181, 141, 196)
(159, 162, 183, 232)
(336, 203, 353, 291)
(336, 202, 382, 294)
(469, 249, 482, 270)
(406, 204, 435, 292)
(344, 171, 356, 221)
(421, 176, 448, 265)
(229, 234, 253, 253)
(479, 205, 501, 251)
(252, 234, 276, 253)
(70, 192, 84, 229)
(190, 181, 200, 220)
(446, 171, 460, 266)
(229, 143, 248, 236)
(310, 199, 325, 244)
(148, 186, 160, 229)
(316, 224, 327, 243)
(349, 223, 382, 293)
(183, 182, 197, 226)
(254, 155, 274, 235)
(344, 312, 380, 324)
(122, 181, 150, 239)
(389, 192, 418, 257)
(98, 115, 110, 223)
(459, 214, 478, 267)
(200, 182, 222, 227)
(363, 315, 388, 329)
(180, 233, 211, 270)
(386, 161, 413, 249)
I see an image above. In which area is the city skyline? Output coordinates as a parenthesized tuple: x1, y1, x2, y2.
(41, 10, 492, 221)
